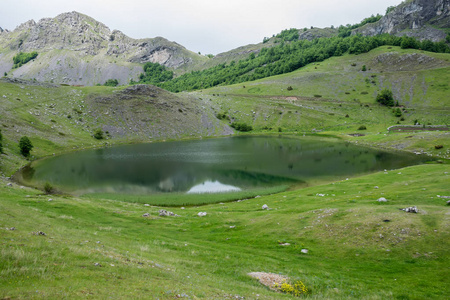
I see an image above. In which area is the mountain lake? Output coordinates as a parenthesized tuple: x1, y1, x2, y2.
(16, 135, 433, 196)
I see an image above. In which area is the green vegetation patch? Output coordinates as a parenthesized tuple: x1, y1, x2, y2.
(12, 51, 38, 68)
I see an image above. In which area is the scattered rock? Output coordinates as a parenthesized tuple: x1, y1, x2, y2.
(229, 225, 236, 229)
(374, 186, 379, 189)
(401, 206, 418, 213)
(377, 197, 388, 202)
(144, 204, 150, 206)
(33, 231, 46, 236)
(7, 227, 15, 231)
(197, 212, 207, 217)
(48, 198, 53, 202)
(262, 204, 269, 210)
(301, 249, 309, 254)
(437, 195, 450, 199)
(94, 263, 102, 267)
(6, 183, 12, 187)
(142, 213, 150, 217)
(279, 243, 290, 246)
(159, 209, 179, 217)
(181, 207, 185, 210)
(248, 272, 288, 291)
(446, 200, 450, 206)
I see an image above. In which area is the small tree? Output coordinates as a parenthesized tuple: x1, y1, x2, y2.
(376, 89, 394, 107)
(104, 79, 119, 87)
(361, 65, 367, 71)
(19, 136, 33, 157)
(93, 129, 104, 140)
(44, 182, 53, 194)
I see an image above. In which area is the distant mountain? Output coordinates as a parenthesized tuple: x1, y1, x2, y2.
(0, 11, 206, 85)
(0, 0, 448, 86)
(188, 0, 449, 73)
(352, 0, 449, 41)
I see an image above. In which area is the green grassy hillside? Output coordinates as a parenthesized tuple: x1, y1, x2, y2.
(0, 79, 231, 175)
(1, 163, 449, 299)
(0, 45, 449, 299)
(203, 46, 450, 158)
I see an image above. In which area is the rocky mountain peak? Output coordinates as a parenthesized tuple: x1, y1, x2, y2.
(0, 11, 205, 85)
(353, 0, 449, 42)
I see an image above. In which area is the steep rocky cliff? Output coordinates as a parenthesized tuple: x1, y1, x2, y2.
(0, 12, 206, 85)
(353, 0, 449, 42)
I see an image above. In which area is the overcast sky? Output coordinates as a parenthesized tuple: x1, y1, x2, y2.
(1, 0, 403, 55)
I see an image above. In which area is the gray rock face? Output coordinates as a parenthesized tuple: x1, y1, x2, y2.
(352, 0, 449, 42)
(0, 11, 204, 85)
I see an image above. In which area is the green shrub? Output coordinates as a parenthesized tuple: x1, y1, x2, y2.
(274, 280, 309, 297)
(376, 89, 394, 107)
(393, 107, 402, 117)
(362, 65, 367, 71)
(231, 122, 252, 132)
(104, 79, 119, 87)
(19, 136, 33, 157)
(44, 182, 53, 194)
(12, 51, 38, 68)
(216, 113, 230, 120)
(358, 125, 367, 130)
(93, 129, 104, 140)
(287, 86, 293, 91)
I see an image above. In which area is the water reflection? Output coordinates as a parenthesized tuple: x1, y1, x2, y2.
(18, 136, 431, 195)
(187, 180, 241, 194)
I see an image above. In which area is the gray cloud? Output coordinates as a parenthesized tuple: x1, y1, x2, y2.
(0, 0, 403, 54)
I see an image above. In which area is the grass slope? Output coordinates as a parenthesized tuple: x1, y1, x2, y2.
(0, 80, 231, 175)
(0, 46, 449, 299)
(201, 46, 450, 158)
(1, 164, 449, 299)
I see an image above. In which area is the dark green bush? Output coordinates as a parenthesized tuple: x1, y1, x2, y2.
(93, 129, 104, 140)
(393, 107, 402, 117)
(376, 89, 394, 107)
(104, 79, 119, 87)
(358, 125, 367, 130)
(216, 113, 230, 120)
(44, 182, 53, 194)
(19, 136, 33, 157)
(231, 122, 253, 132)
(12, 51, 38, 68)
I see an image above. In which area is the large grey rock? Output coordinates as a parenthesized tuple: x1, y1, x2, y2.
(159, 209, 179, 217)
(352, 0, 449, 42)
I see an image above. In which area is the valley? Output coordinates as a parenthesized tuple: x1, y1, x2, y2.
(0, 1, 449, 298)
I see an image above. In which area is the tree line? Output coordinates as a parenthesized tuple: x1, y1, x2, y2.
(135, 34, 449, 93)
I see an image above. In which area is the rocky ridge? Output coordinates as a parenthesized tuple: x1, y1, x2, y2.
(353, 0, 449, 42)
(0, 11, 205, 85)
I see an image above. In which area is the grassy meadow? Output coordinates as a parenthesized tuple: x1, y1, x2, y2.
(1, 46, 449, 299)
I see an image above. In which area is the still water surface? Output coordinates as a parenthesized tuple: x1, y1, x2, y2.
(19, 136, 430, 195)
